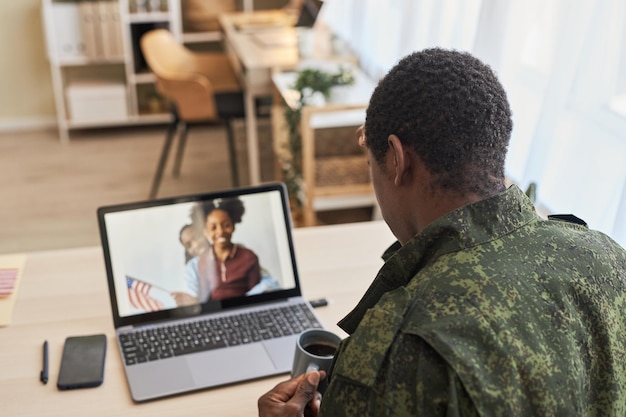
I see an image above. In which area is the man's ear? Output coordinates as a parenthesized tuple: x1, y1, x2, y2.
(388, 134, 409, 186)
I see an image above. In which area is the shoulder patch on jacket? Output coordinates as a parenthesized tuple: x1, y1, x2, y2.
(547, 214, 587, 227)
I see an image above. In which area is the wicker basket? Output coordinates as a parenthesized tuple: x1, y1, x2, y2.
(315, 155, 370, 186)
(314, 126, 362, 157)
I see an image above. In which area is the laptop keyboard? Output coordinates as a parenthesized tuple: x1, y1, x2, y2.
(119, 303, 323, 366)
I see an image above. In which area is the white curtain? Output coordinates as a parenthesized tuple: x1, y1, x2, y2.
(318, 0, 626, 248)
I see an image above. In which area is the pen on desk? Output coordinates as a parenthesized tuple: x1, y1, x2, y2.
(40, 340, 48, 385)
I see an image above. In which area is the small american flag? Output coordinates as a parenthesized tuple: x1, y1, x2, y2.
(127, 276, 164, 312)
(0, 269, 18, 297)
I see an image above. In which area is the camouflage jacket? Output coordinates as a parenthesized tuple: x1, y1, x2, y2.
(320, 185, 626, 417)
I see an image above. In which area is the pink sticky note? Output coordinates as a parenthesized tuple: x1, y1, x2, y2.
(0, 269, 18, 297)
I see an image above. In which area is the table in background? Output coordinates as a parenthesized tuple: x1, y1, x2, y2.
(219, 10, 358, 186)
(219, 10, 299, 185)
(0, 220, 394, 416)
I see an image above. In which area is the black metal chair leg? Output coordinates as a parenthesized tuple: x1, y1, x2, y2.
(172, 121, 189, 178)
(149, 119, 179, 199)
(224, 118, 239, 187)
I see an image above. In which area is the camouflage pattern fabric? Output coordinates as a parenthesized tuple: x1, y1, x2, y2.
(320, 185, 626, 417)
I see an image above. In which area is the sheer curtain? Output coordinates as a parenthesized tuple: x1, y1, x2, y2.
(318, 0, 626, 247)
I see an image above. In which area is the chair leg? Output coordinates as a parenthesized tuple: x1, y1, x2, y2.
(172, 122, 188, 178)
(224, 118, 239, 187)
(149, 119, 179, 199)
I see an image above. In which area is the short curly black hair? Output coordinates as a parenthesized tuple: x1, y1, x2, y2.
(198, 197, 246, 224)
(364, 48, 513, 197)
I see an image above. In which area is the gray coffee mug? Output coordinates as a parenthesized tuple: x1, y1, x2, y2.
(292, 329, 342, 394)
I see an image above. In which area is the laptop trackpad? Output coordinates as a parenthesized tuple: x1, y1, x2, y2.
(187, 344, 276, 386)
(264, 334, 298, 372)
(127, 357, 195, 402)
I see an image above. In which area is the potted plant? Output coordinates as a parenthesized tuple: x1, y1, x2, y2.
(278, 66, 355, 217)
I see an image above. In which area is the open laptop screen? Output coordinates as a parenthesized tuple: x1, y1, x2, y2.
(295, 0, 323, 27)
(98, 183, 301, 325)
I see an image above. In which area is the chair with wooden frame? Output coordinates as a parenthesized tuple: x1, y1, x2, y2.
(140, 28, 244, 199)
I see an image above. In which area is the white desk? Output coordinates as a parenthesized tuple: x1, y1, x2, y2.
(219, 10, 299, 185)
(0, 221, 395, 416)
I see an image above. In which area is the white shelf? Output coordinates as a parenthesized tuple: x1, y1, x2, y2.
(181, 31, 223, 44)
(66, 113, 171, 129)
(313, 194, 377, 212)
(55, 57, 126, 66)
(130, 72, 157, 84)
(128, 113, 173, 124)
(127, 11, 170, 24)
(66, 117, 130, 129)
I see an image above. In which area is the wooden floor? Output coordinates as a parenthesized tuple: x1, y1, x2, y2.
(0, 121, 373, 255)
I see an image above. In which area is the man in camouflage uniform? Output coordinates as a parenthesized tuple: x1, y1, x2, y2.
(258, 48, 626, 416)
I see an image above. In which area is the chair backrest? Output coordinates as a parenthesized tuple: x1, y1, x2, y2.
(140, 29, 219, 121)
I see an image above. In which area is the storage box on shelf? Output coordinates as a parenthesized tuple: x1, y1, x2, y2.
(66, 81, 129, 123)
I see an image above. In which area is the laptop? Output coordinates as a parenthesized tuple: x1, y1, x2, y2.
(97, 183, 324, 402)
(295, 0, 324, 27)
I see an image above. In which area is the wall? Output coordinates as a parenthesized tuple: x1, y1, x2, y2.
(0, 1, 56, 130)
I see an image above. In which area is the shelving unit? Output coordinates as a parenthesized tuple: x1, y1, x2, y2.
(42, 0, 287, 143)
(42, 0, 176, 142)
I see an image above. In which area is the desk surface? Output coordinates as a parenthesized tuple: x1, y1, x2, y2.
(219, 10, 299, 73)
(0, 220, 394, 416)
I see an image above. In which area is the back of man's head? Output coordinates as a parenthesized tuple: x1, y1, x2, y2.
(364, 48, 513, 198)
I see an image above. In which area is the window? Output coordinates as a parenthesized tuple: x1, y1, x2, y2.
(319, 0, 626, 246)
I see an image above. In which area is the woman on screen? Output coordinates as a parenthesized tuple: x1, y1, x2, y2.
(174, 197, 262, 305)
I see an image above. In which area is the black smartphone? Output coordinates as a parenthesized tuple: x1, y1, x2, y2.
(57, 334, 107, 390)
